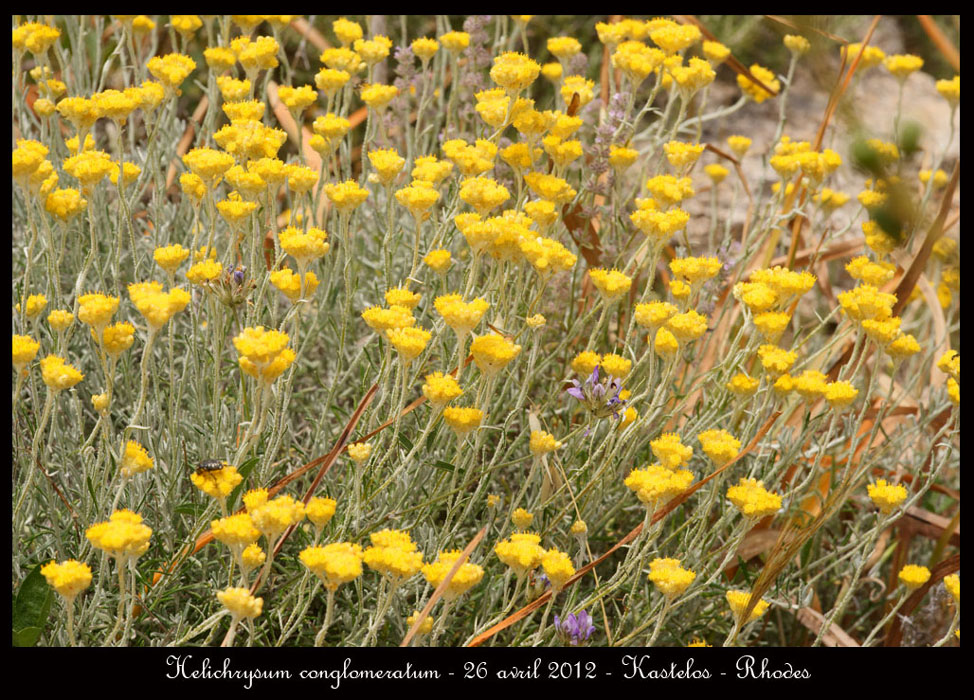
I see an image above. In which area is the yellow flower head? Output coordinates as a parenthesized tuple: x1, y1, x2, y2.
(386, 327, 432, 362)
(753, 312, 791, 344)
(727, 478, 782, 519)
(495, 532, 545, 577)
(726, 590, 770, 624)
(470, 333, 521, 376)
(40, 560, 93, 600)
(301, 542, 364, 590)
(421, 550, 485, 601)
(936, 75, 960, 104)
(650, 432, 693, 470)
(422, 372, 463, 408)
(650, 22, 701, 54)
(347, 442, 372, 464)
(490, 52, 541, 92)
(363, 530, 423, 582)
(249, 494, 306, 541)
(332, 17, 363, 46)
(631, 207, 690, 243)
(936, 350, 960, 383)
(727, 373, 760, 396)
(867, 479, 907, 514)
(395, 180, 440, 219)
(737, 64, 779, 103)
(571, 351, 601, 376)
(217, 587, 263, 619)
(305, 497, 338, 531)
(435, 294, 490, 336)
(529, 430, 563, 456)
(541, 549, 575, 593)
(664, 141, 705, 170)
(666, 310, 708, 343)
(279, 226, 330, 267)
(589, 268, 632, 301)
(192, 464, 244, 501)
(353, 35, 393, 66)
(411, 37, 439, 63)
(648, 557, 696, 599)
(423, 249, 453, 274)
(211, 512, 260, 548)
(757, 344, 797, 376)
(654, 328, 679, 358)
(439, 31, 470, 54)
(324, 180, 369, 213)
(624, 463, 694, 508)
(884, 54, 923, 80)
(697, 429, 741, 466)
(460, 176, 510, 215)
(442, 407, 483, 438)
(12, 334, 41, 371)
(85, 510, 152, 561)
(943, 574, 960, 603)
(361, 83, 399, 110)
(146, 53, 196, 93)
(561, 75, 595, 107)
(40, 355, 84, 391)
(898, 564, 931, 591)
(362, 305, 415, 333)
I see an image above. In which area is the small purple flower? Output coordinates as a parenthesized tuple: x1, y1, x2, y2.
(554, 610, 596, 646)
(232, 267, 246, 285)
(566, 365, 627, 419)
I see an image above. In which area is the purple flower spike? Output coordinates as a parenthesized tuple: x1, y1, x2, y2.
(565, 364, 628, 420)
(555, 609, 597, 646)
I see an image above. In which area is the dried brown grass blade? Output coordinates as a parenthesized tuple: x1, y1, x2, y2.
(267, 81, 322, 170)
(884, 553, 959, 646)
(164, 95, 209, 192)
(466, 411, 780, 647)
(795, 607, 860, 646)
(916, 16, 960, 72)
(563, 201, 604, 268)
(290, 17, 330, 53)
(891, 162, 959, 317)
(401, 526, 487, 646)
(763, 15, 847, 43)
(676, 15, 779, 98)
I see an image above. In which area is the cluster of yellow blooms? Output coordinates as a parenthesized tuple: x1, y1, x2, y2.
(13, 14, 960, 649)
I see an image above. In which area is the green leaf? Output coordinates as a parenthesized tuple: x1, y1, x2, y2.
(398, 433, 413, 451)
(12, 564, 54, 647)
(12, 627, 43, 647)
(433, 460, 456, 473)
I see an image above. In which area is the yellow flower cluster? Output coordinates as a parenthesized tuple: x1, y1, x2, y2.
(193, 465, 244, 501)
(470, 333, 522, 376)
(40, 355, 84, 391)
(529, 430, 562, 456)
(301, 543, 364, 591)
(421, 550, 485, 600)
(726, 590, 770, 623)
(233, 326, 295, 384)
(648, 557, 696, 599)
(86, 510, 152, 561)
(898, 564, 931, 590)
(867, 479, 908, 514)
(726, 478, 782, 519)
(363, 529, 424, 582)
(625, 464, 694, 508)
(697, 429, 740, 466)
(217, 587, 263, 619)
(442, 407, 484, 438)
(41, 559, 92, 600)
(422, 372, 463, 407)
